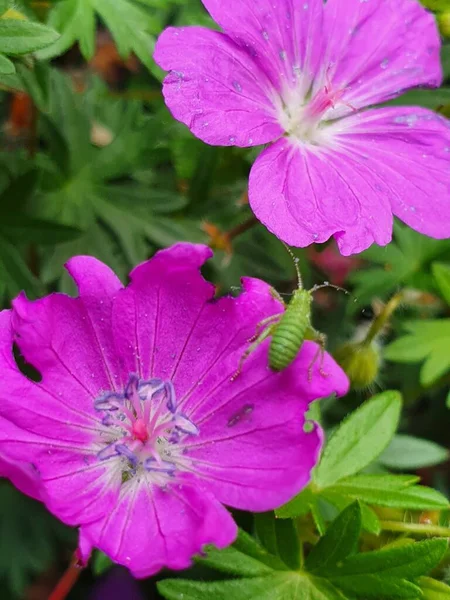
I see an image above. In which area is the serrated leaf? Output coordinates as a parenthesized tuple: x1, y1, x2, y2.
(158, 574, 348, 600)
(0, 19, 59, 55)
(385, 320, 450, 385)
(37, 0, 96, 61)
(306, 502, 361, 573)
(314, 391, 402, 488)
(199, 530, 283, 577)
(327, 475, 449, 510)
(324, 538, 447, 580)
(433, 262, 450, 305)
(379, 434, 449, 470)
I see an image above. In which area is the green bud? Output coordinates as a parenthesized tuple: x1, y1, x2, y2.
(438, 11, 450, 37)
(334, 341, 381, 390)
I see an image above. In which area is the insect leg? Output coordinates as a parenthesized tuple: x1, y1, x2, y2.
(231, 325, 275, 381)
(306, 330, 328, 382)
(249, 314, 282, 342)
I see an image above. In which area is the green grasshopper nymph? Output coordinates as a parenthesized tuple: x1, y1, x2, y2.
(232, 245, 346, 380)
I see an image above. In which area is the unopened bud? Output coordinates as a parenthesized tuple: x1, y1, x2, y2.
(334, 341, 381, 390)
(438, 11, 450, 37)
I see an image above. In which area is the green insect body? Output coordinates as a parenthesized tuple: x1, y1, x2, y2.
(269, 289, 312, 371)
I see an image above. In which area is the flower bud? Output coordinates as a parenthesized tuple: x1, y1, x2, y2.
(438, 11, 450, 37)
(333, 341, 381, 390)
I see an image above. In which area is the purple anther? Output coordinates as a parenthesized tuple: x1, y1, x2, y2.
(165, 381, 177, 413)
(115, 444, 138, 466)
(97, 442, 119, 461)
(137, 378, 162, 400)
(94, 392, 124, 412)
(174, 414, 200, 436)
(125, 374, 140, 399)
(144, 458, 176, 475)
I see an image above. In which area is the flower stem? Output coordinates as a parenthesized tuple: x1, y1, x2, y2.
(49, 553, 84, 600)
(364, 291, 404, 345)
(226, 216, 259, 241)
(380, 520, 450, 537)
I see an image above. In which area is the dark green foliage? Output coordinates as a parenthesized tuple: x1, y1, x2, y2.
(0, 1, 449, 599)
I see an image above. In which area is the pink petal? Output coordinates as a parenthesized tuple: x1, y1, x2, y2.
(153, 26, 282, 147)
(80, 481, 237, 578)
(0, 421, 42, 501)
(322, 0, 442, 110)
(331, 107, 450, 240)
(112, 243, 217, 380)
(0, 310, 98, 438)
(249, 138, 393, 255)
(11, 257, 124, 416)
(184, 341, 348, 512)
(201, 0, 325, 94)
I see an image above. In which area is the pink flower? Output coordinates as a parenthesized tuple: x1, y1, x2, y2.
(154, 0, 450, 256)
(0, 420, 42, 501)
(0, 244, 348, 577)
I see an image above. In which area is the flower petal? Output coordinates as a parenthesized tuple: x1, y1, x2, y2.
(322, 0, 442, 110)
(202, 0, 325, 94)
(249, 138, 394, 255)
(183, 341, 348, 512)
(153, 26, 282, 147)
(331, 107, 450, 240)
(112, 243, 217, 380)
(0, 310, 99, 438)
(80, 480, 237, 578)
(11, 257, 123, 413)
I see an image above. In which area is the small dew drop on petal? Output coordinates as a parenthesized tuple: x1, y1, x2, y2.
(232, 80, 242, 92)
(380, 58, 389, 69)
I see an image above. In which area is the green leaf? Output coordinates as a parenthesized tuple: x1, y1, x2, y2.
(384, 320, 450, 386)
(323, 538, 447, 580)
(0, 19, 59, 55)
(0, 235, 42, 298)
(321, 493, 381, 535)
(433, 262, 450, 305)
(158, 574, 348, 600)
(327, 474, 449, 510)
(254, 513, 300, 570)
(420, 576, 450, 599)
(0, 483, 75, 597)
(306, 502, 361, 573)
(37, 0, 96, 61)
(276, 486, 315, 519)
(199, 530, 284, 577)
(0, 52, 14, 73)
(379, 434, 449, 470)
(350, 223, 450, 308)
(92, 551, 113, 576)
(314, 391, 402, 488)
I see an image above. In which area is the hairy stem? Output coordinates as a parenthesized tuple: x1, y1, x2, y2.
(380, 520, 450, 537)
(48, 554, 84, 600)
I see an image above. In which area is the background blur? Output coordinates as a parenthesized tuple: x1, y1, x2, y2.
(0, 0, 450, 597)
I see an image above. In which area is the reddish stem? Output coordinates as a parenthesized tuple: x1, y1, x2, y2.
(48, 554, 84, 600)
(227, 216, 259, 241)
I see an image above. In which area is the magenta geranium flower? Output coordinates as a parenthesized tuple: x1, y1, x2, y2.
(0, 244, 348, 578)
(154, 0, 450, 255)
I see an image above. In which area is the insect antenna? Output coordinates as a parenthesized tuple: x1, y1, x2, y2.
(281, 242, 303, 289)
(311, 282, 349, 295)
